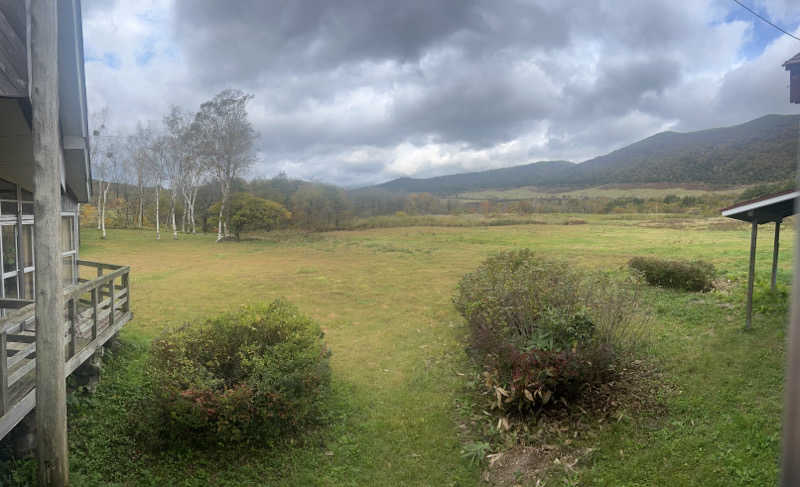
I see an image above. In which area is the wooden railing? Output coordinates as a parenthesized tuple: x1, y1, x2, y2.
(0, 260, 131, 438)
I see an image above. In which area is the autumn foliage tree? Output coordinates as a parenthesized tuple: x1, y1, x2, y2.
(209, 193, 290, 240)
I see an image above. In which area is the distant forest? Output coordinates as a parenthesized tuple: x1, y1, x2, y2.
(84, 172, 793, 235)
(83, 113, 800, 233)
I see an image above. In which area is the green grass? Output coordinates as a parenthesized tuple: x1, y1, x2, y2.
(457, 184, 746, 201)
(7, 214, 790, 485)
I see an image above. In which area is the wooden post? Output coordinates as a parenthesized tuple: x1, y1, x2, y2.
(0, 331, 7, 416)
(109, 278, 115, 326)
(30, 1, 69, 485)
(746, 216, 758, 330)
(121, 272, 129, 314)
(772, 220, 781, 292)
(91, 287, 98, 340)
(16, 185, 25, 299)
(67, 298, 76, 358)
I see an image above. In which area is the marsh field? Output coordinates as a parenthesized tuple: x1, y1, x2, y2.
(5, 214, 789, 486)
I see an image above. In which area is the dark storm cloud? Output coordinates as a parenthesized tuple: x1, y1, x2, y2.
(173, 0, 477, 82)
(173, 0, 573, 81)
(82, 0, 800, 186)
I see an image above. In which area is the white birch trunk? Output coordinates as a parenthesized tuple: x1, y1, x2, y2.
(217, 199, 225, 241)
(137, 186, 144, 228)
(171, 189, 178, 240)
(155, 184, 160, 240)
(101, 183, 109, 239)
(217, 180, 227, 241)
(96, 183, 102, 230)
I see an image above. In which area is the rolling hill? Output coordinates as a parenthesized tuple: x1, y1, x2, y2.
(371, 114, 800, 195)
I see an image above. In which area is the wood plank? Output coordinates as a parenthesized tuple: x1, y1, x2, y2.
(0, 388, 34, 441)
(65, 312, 131, 376)
(7, 334, 35, 343)
(91, 287, 98, 340)
(0, 310, 132, 442)
(0, 299, 34, 309)
(8, 358, 35, 387)
(772, 220, 781, 292)
(0, 7, 27, 96)
(746, 218, 758, 329)
(7, 342, 34, 369)
(1, 332, 7, 415)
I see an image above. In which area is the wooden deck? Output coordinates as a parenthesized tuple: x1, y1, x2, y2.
(0, 260, 131, 440)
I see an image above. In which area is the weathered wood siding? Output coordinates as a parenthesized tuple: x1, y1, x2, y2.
(0, 2, 27, 98)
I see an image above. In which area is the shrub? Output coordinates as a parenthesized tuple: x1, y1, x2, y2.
(454, 249, 644, 415)
(143, 300, 330, 447)
(629, 256, 715, 292)
(209, 193, 291, 240)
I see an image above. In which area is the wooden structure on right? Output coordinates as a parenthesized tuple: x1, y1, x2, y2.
(783, 52, 800, 104)
(721, 190, 799, 328)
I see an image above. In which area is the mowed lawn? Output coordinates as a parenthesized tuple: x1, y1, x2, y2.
(58, 215, 788, 486)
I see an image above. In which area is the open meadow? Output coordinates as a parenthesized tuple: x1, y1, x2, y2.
(7, 214, 788, 486)
(454, 185, 746, 202)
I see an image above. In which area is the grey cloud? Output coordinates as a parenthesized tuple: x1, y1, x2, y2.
(82, 0, 800, 186)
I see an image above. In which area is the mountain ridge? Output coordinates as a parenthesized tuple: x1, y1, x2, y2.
(369, 114, 800, 195)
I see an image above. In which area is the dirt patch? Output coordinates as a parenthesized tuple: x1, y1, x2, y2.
(464, 361, 670, 486)
(484, 445, 590, 485)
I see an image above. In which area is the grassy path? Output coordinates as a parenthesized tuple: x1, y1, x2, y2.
(50, 217, 790, 485)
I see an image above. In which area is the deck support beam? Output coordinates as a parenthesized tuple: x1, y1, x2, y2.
(746, 216, 758, 330)
(30, 0, 69, 485)
(772, 220, 782, 292)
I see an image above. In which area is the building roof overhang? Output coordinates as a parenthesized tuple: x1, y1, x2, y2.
(0, 1, 91, 202)
(721, 189, 798, 223)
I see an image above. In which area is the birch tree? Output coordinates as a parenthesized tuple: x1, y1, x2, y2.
(181, 123, 207, 234)
(89, 108, 121, 239)
(163, 106, 193, 240)
(129, 122, 155, 228)
(149, 135, 170, 240)
(193, 89, 257, 241)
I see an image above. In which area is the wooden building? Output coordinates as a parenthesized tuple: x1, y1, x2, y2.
(721, 190, 797, 329)
(784, 52, 800, 104)
(0, 0, 131, 449)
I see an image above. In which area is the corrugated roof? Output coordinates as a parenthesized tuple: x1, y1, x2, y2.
(721, 189, 798, 223)
(784, 52, 800, 68)
(721, 189, 796, 212)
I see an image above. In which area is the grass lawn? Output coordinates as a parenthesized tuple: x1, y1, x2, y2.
(5, 215, 788, 485)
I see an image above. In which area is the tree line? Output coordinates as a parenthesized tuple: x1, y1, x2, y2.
(91, 89, 258, 240)
(86, 87, 756, 238)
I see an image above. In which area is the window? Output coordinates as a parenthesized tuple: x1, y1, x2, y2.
(1, 224, 16, 274)
(21, 225, 32, 268)
(4, 275, 17, 299)
(22, 272, 33, 299)
(0, 179, 80, 301)
(62, 255, 75, 288)
(61, 214, 77, 287)
(61, 216, 75, 252)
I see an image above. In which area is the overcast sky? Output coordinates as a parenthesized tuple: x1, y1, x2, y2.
(81, 0, 800, 187)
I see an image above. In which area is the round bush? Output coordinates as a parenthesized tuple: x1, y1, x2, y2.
(629, 256, 715, 292)
(454, 249, 643, 415)
(145, 300, 331, 446)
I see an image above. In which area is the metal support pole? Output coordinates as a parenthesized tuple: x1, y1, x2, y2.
(746, 216, 758, 330)
(772, 220, 781, 292)
(30, 0, 68, 484)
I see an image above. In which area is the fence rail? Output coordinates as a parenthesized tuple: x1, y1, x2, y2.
(0, 260, 132, 440)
